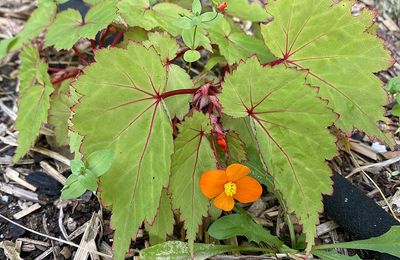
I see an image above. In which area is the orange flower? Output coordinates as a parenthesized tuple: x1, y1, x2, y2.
(199, 164, 262, 211)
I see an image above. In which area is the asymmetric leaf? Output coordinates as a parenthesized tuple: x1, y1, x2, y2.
(168, 112, 216, 254)
(145, 189, 175, 245)
(0, 0, 57, 58)
(209, 18, 275, 64)
(46, 0, 117, 50)
(219, 57, 336, 251)
(143, 32, 178, 64)
(226, 131, 247, 164)
(72, 42, 179, 260)
(261, 0, 392, 143)
(14, 46, 54, 162)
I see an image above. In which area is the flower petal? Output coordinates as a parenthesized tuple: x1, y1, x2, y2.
(233, 176, 262, 203)
(213, 192, 235, 211)
(199, 170, 228, 199)
(226, 164, 251, 182)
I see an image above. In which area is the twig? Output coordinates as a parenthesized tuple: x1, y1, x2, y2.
(0, 214, 113, 259)
(347, 156, 400, 177)
(58, 207, 70, 241)
(31, 147, 70, 166)
(0, 182, 41, 203)
(40, 161, 67, 185)
(72, 45, 89, 65)
(13, 203, 41, 220)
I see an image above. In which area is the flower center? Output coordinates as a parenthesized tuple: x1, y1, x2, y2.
(224, 182, 237, 197)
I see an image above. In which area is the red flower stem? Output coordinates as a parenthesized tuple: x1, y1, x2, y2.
(160, 87, 200, 99)
(99, 26, 110, 48)
(72, 45, 89, 65)
(111, 32, 124, 47)
(48, 67, 66, 72)
(210, 131, 223, 169)
(51, 71, 79, 85)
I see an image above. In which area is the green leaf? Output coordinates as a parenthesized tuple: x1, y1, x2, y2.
(184, 49, 201, 62)
(14, 45, 54, 162)
(261, 0, 392, 144)
(224, 0, 267, 22)
(182, 27, 212, 51)
(205, 54, 225, 71)
(143, 32, 178, 64)
(208, 213, 283, 247)
(192, 0, 202, 15)
(48, 80, 74, 146)
(118, 0, 189, 36)
(312, 250, 361, 260)
(392, 104, 400, 117)
(168, 112, 216, 254)
(86, 149, 114, 177)
(61, 178, 86, 200)
(226, 131, 247, 164)
(385, 76, 400, 95)
(72, 42, 178, 260)
(118, 27, 148, 48)
(209, 18, 275, 65)
(70, 159, 85, 175)
(140, 241, 271, 260)
(145, 189, 174, 245)
(45, 0, 117, 50)
(314, 226, 400, 258)
(163, 64, 193, 120)
(78, 169, 98, 191)
(219, 57, 336, 252)
(0, 0, 57, 58)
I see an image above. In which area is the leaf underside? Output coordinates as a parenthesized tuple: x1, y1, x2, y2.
(219, 57, 336, 251)
(168, 112, 216, 254)
(261, 0, 392, 144)
(72, 42, 192, 260)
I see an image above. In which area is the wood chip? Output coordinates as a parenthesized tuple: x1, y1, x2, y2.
(0, 182, 41, 203)
(0, 241, 22, 260)
(13, 203, 41, 220)
(40, 161, 66, 185)
(316, 221, 339, 236)
(74, 212, 102, 260)
(349, 140, 378, 161)
(34, 223, 89, 260)
(5, 168, 37, 191)
(382, 13, 400, 32)
(16, 238, 50, 248)
(31, 147, 70, 166)
(348, 156, 400, 176)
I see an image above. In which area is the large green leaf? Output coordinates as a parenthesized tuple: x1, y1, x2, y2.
(14, 46, 54, 162)
(219, 57, 336, 251)
(314, 226, 400, 258)
(208, 213, 283, 247)
(0, 0, 57, 58)
(117, 0, 189, 36)
(208, 18, 275, 65)
(45, 0, 117, 50)
(145, 189, 175, 245)
(224, 0, 267, 22)
(261, 0, 392, 143)
(168, 112, 216, 254)
(72, 42, 184, 260)
(140, 241, 271, 260)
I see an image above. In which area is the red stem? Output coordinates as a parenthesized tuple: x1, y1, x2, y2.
(210, 131, 223, 169)
(111, 32, 124, 47)
(160, 87, 200, 99)
(48, 67, 66, 72)
(72, 45, 89, 65)
(51, 71, 79, 85)
(99, 26, 111, 48)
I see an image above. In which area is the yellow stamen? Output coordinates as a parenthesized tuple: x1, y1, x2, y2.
(224, 182, 237, 197)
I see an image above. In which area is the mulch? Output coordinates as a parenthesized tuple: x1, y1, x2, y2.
(0, 0, 399, 259)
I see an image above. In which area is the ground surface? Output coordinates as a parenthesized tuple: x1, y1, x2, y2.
(0, 0, 399, 259)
